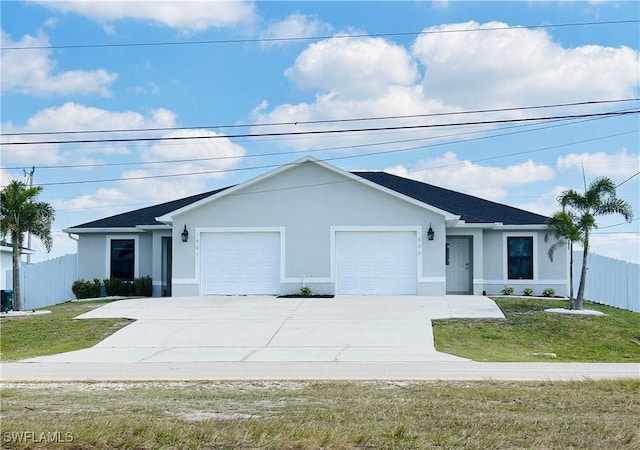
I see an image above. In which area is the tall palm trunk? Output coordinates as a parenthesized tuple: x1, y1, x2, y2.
(575, 231, 589, 310)
(569, 241, 575, 309)
(11, 234, 22, 311)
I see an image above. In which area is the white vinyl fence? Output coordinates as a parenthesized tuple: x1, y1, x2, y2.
(5, 254, 77, 310)
(573, 251, 639, 312)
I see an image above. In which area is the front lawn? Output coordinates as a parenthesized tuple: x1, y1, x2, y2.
(433, 297, 640, 362)
(0, 300, 132, 361)
(1, 380, 639, 449)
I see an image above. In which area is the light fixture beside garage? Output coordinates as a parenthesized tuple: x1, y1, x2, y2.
(181, 225, 189, 242)
(427, 224, 435, 241)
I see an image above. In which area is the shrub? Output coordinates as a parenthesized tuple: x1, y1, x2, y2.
(542, 288, 556, 297)
(71, 279, 101, 300)
(103, 277, 152, 297)
(522, 288, 534, 296)
(134, 276, 153, 297)
(501, 286, 515, 295)
(299, 286, 313, 297)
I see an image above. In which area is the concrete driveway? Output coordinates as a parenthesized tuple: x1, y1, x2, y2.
(28, 295, 505, 363)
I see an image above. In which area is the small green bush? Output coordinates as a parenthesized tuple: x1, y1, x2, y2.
(542, 287, 556, 297)
(299, 286, 313, 297)
(522, 288, 534, 296)
(501, 286, 515, 295)
(134, 276, 153, 297)
(103, 277, 152, 297)
(71, 279, 102, 299)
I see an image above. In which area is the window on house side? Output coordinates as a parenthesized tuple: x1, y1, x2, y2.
(110, 239, 135, 280)
(507, 236, 533, 280)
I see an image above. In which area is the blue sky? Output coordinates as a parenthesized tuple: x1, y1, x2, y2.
(1, 0, 639, 263)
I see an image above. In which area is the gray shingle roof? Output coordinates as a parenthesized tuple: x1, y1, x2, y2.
(71, 186, 230, 229)
(70, 170, 547, 229)
(354, 171, 548, 225)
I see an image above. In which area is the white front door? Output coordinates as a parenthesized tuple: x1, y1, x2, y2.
(335, 231, 417, 295)
(446, 237, 471, 294)
(200, 232, 280, 295)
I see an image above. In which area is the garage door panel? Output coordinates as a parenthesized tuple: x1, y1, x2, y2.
(201, 232, 280, 295)
(336, 231, 417, 295)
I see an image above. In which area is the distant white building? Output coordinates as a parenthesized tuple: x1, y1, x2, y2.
(1, 241, 35, 291)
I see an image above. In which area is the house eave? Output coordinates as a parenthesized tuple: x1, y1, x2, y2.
(63, 227, 145, 234)
(494, 224, 548, 230)
(136, 224, 172, 231)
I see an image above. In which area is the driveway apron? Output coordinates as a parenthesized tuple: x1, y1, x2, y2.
(27, 296, 505, 363)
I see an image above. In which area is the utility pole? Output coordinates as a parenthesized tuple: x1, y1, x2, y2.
(24, 166, 35, 264)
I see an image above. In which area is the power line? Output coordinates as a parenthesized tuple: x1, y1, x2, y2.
(3, 110, 638, 147)
(3, 114, 607, 171)
(2, 98, 636, 137)
(2, 19, 638, 51)
(599, 218, 640, 230)
(617, 171, 640, 187)
(28, 123, 639, 187)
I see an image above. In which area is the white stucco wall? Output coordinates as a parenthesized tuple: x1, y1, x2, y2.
(77, 232, 154, 282)
(482, 229, 568, 296)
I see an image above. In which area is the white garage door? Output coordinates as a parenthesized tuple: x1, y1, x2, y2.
(200, 232, 280, 295)
(335, 231, 417, 295)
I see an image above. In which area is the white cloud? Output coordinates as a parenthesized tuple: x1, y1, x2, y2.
(1, 30, 118, 96)
(254, 21, 639, 151)
(516, 186, 570, 217)
(386, 152, 555, 200)
(55, 128, 246, 213)
(285, 36, 418, 99)
(1, 102, 177, 165)
(557, 148, 640, 179)
(413, 21, 640, 109)
(261, 13, 332, 47)
(587, 233, 640, 265)
(35, 0, 256, 33)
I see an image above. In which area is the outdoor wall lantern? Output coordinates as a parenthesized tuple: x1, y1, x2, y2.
(181, 225, 189, 242)
(427, 224, 435, 241)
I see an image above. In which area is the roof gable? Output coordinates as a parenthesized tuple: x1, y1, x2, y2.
(67, 159, 548, 231)
(156, 156, 458, 224)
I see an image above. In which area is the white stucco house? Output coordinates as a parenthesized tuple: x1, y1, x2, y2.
(65, 157, 568, 298)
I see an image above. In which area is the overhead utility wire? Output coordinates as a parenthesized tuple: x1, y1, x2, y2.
(616, 171, 640, 187)
(6, 118, 581, 170)
(4, 110, 638, 146)
(2, 98, 636, 137)
(30, 120, 637, 187)
(8, 114, 635, 172)
(2, 19, 637, 51)
(46, 128, 640, 211)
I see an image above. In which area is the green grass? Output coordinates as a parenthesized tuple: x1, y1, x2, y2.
(0, 300, 131, 361)
(1, 380, 638, 449)
(433, 297, 640, 362)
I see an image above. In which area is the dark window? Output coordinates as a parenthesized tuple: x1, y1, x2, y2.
(110, 239, 135, 280)
(507, 237, 533, 279)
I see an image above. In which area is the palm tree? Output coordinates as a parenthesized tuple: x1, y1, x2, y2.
(545, 210, 582, 310)
(557, 177, 633, 310)
(0, 180, 55, 311)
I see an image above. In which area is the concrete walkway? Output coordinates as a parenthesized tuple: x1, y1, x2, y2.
(23, 295, 504, 363)
(2, 361, 638, 381)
